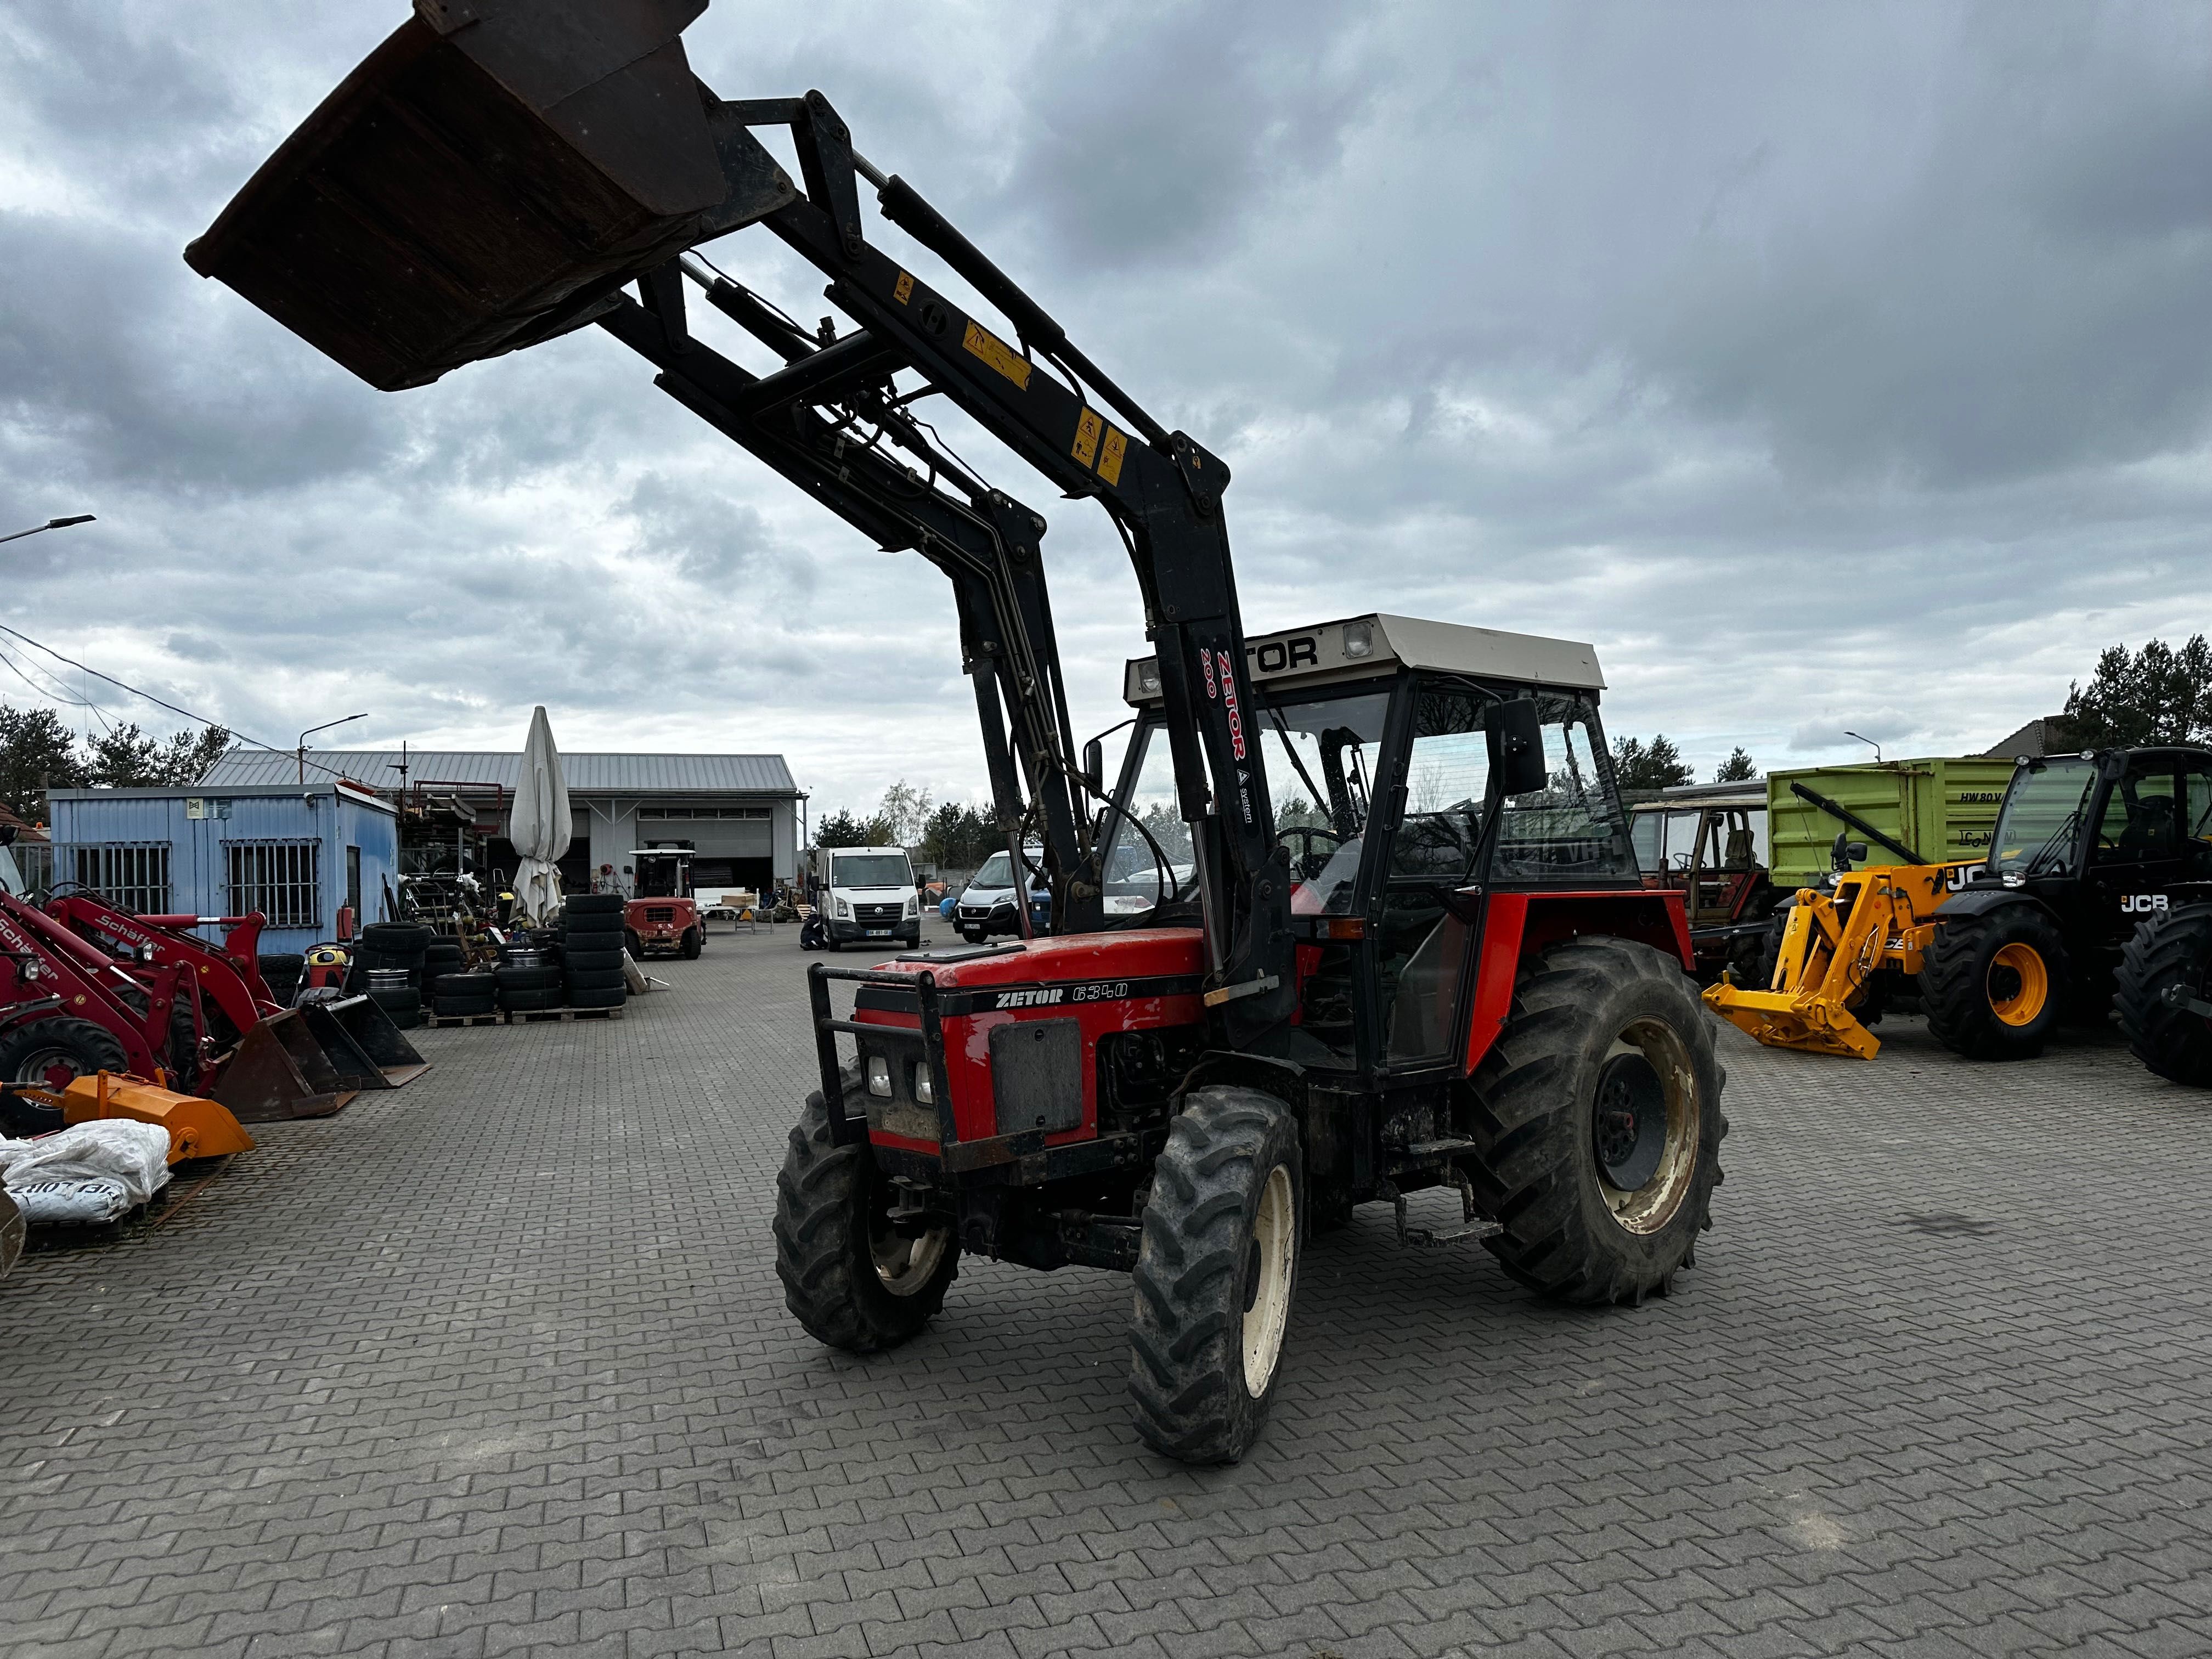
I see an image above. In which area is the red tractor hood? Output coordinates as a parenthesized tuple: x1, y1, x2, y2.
(862, 928, 1204, 990)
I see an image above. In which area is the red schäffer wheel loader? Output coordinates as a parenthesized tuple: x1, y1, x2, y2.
(190, 1, 1728, 1463)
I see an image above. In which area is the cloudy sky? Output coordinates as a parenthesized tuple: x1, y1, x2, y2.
(3, 2, 2210, 817)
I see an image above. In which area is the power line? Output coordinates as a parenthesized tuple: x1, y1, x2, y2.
(0, 619, 359, 785)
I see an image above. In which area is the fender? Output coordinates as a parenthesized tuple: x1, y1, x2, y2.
(1462, 890, 1692, 1075)
(1929, 884, 2063, 928)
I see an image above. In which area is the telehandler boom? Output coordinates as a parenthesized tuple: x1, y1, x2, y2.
(191, 0, 1729, 1463)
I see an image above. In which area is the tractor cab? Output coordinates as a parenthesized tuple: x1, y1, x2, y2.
(1629, 785, 1777, 983)
(1113, 614, 1678, 1083)
(624, 848, 703, 961)
(1982, 747, 2212, 968)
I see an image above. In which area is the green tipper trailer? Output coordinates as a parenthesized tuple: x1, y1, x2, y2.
(1767, 757, 2019, 888)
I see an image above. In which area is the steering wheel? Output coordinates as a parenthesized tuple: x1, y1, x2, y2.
(1278, 825, 1345, 880)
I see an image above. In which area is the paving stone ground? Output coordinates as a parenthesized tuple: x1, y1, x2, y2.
(4, 921, 2211, 1659)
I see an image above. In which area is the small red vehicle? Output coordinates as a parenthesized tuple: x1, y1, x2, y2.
(624, 849, 704, 960)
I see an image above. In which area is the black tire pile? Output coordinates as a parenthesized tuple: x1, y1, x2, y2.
(355, 922, 432, 1029)
(426, 935, 494, 1020)
(558, 895, 629, 1011)
(258, 952, 306, 1008)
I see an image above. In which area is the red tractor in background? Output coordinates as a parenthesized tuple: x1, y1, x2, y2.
(193, 3, 1728, 1466)
(624, 849, 704, 961)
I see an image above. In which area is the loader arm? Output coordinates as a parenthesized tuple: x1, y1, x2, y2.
(183, 4, 1294, 1028)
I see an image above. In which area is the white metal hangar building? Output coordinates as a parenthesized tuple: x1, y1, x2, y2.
(196, 749, 803, 896)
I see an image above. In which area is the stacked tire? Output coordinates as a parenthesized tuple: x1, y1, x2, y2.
(495, 936, 565, 1017)
(356, 922, 431, 1029)
(561, 895, 629, 1011)
(258, 952, 305, 1008)
(425, 934, 494, 1020)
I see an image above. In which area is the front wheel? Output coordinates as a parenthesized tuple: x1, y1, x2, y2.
(0, 1017, 129, 1090)
(1468, 937, 1726, 1305)
(1922, 902, 2067, 1060)
(1128, 1087, 1303, 1465)
(774, 1088, 958, 1351)
(2115, 902, 2212, 1086)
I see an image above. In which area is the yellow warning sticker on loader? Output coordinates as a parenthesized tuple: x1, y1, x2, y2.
(893, 270, 914, 304)
(962, 320, 1031, 390)
(1098, 425, 1127, 486)
(1072, 408, 1103, 467)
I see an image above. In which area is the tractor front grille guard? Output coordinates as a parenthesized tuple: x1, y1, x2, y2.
(806, 961, 956, 1153)
(806, 961, 1144, 1190)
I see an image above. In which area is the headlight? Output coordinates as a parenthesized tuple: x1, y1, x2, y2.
(912, 1064, 933, 1104)
(834, 898, 851, 918)
(904, 896, 918, 917)
(866, 1054, 892, 1098)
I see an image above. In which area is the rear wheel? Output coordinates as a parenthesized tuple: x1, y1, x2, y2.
(2115, 902, 2212, 1087)
(1128, 1087, 1302, 1465)
(1922, 902, 2066, 1060)
(0, 1018, 129, 1090)
(681, 928, 703, 960)
(775, 1087, 958, 1351)
(1467, 937, 1725, 1306)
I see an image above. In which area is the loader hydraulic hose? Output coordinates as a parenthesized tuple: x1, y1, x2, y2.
(1788, 782, 1927, 867)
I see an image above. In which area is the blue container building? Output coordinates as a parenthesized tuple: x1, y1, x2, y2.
(46, 782, 400, 955)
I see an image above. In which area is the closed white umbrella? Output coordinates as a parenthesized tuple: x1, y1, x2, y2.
(508, 706, 571, 923)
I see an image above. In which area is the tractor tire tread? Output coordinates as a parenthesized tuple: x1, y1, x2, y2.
(1467, 935, 1724, 1307)
(773, 1082, 957, 1352)
(1127, 1087, 1300, 1465)
(1922, 902, 2066, 1060)
(2115, 901, 2212, 1086)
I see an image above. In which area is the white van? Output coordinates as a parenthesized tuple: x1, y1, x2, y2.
(803, 845, 921, 950)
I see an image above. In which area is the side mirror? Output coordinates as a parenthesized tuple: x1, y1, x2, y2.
(1081, 737, 1104, 799)
(1830, 832, 1867, 871)
(1486, 698, 1547, 797)
(0, 825, 18, 847)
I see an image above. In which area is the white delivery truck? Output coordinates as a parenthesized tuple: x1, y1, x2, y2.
(800, 845, 921, 951)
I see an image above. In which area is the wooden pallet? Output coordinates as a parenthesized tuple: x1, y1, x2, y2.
(423, 1010, 504, 1028)
(504, 1005, 624, 1024)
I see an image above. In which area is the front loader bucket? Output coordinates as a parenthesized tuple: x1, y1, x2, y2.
(184, 0, 795, 390)
(211, 1009, 356, 1122)
(309, 996, 432, 1089)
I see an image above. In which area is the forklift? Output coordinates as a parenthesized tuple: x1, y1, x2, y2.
(624, 848, 704, 960)
(190, 1, 1728, 1464)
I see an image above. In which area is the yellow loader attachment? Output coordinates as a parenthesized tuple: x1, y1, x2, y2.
(54, 1071, 257, 1162)
(1702, 864, 1970, 1059)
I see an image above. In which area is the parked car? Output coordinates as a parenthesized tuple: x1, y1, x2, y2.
(953, 847, 1049, 942)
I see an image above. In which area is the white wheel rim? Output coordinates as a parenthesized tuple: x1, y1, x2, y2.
(872, 1224, 949, 1296)
(1241, 1165, 1296, 1396)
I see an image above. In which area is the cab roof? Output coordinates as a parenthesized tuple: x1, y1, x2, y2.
(1124, 612, 1605, 706)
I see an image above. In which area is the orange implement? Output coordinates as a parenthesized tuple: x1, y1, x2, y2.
(59, 1071, 256, 1163)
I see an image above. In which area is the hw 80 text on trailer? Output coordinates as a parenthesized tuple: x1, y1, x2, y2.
(192, 0, 1726, 1463)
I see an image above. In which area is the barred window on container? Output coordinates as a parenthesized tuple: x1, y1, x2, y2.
(227, 840, 320, 928)
(64, 843, 171, 914)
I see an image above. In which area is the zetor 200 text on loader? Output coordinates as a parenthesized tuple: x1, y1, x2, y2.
(193, 0, 1728, 1463)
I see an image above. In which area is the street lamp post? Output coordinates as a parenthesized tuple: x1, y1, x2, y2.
(1843, 730, 1883, 764)
(0, 515, 96, 546)
(297, 712, 369, 783)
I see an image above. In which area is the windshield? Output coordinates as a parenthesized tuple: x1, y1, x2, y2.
(1990, 760, 2096, 876)
(1263, 690, 1391, 915)
(831, 852, 912, 888)
(970, 850, 1042, 889)
(1098, 720, 1199, 919)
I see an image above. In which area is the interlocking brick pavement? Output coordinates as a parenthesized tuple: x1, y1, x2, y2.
(3, 924, 2210, 1658)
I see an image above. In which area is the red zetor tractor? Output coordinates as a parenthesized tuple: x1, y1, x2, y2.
(624, 850, 704, 961)
(191, 5, 1725, 1464)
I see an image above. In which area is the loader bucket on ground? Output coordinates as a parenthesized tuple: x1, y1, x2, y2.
(184, 0, 794, 390)
(311, 996, 432, 1089)
(211, 1009, 355, 1122)
(60, 1074, 257, 1163)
